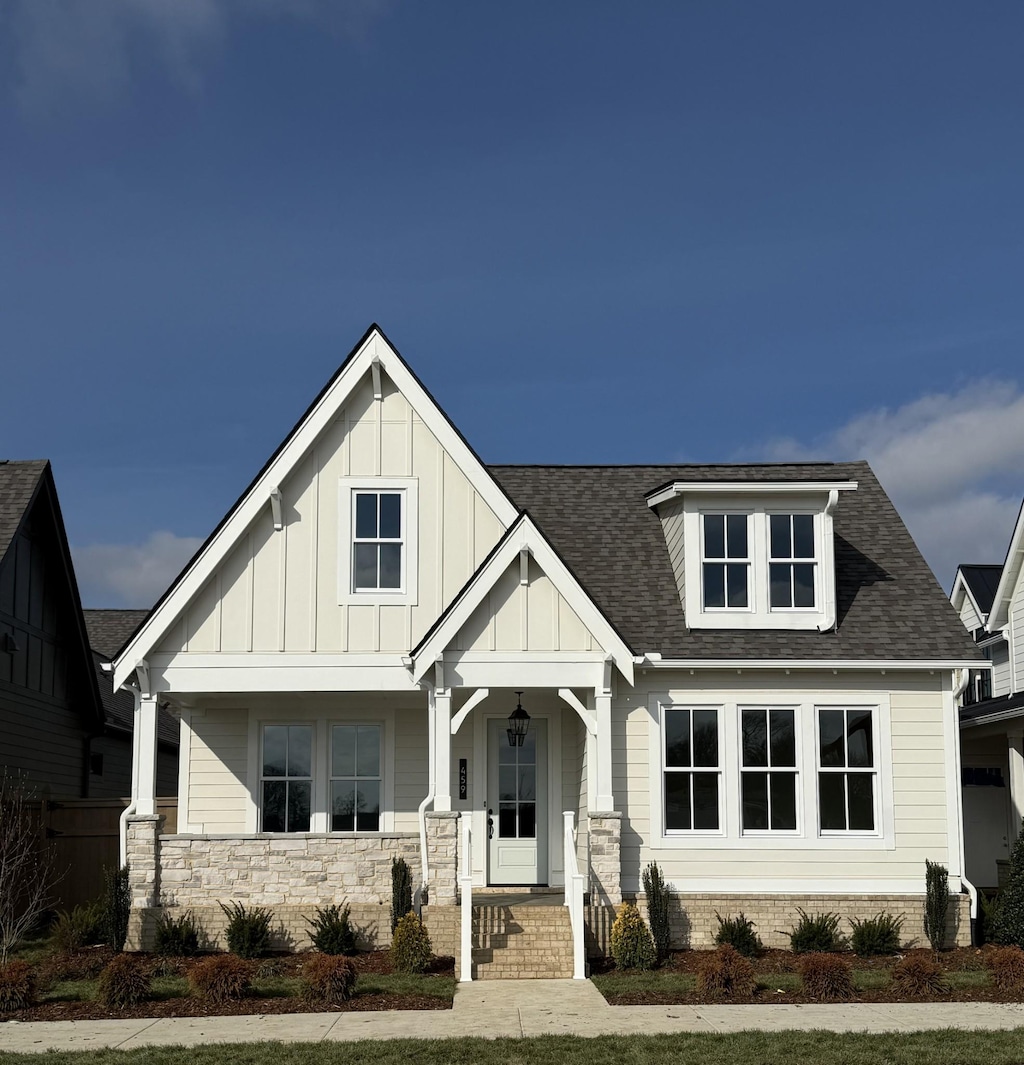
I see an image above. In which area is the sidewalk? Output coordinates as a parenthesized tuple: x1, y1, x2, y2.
(2, 980, 1024, 1054)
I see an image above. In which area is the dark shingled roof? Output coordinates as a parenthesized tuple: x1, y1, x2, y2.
(84, 610, 179, 746)
(957, 564, 1003, 618)
(489, 461, 983, 663)
(0, 460, 48, 562)
(960, 689, 1024, 726)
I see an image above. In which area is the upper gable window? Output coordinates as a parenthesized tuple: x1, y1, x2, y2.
(648, 480, 856, 632)
(338, 478, 419, 605)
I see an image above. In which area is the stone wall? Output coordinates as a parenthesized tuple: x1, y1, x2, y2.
(588, 812, 621, 905)
(424, 811, 459, 906)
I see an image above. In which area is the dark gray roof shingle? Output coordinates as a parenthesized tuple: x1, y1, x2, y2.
(489, 461, 982, 663)
(0, 460, 48, 562)
(84, 609, 152, 659)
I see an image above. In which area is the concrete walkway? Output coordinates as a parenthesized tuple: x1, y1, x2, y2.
(2, 980, 1024, 1054)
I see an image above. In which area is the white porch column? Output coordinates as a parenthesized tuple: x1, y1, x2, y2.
(1009, 732, 1024, 842)
(434, 689, 453, 811)
(135, 693, 160, 816)
(594, 691, 614, 812)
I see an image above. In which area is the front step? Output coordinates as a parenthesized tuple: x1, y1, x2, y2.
(463, 903, 575, 980)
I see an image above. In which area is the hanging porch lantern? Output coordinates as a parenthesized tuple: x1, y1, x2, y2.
(507, 691, 530, 747)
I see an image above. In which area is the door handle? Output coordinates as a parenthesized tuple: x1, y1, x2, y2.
(487, 808, 494, 839)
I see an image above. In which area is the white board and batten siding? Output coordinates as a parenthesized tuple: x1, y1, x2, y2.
(957, 595, 983, 635)
(1011, 571, 1024, 694)
(154, 371, 507, 662)
(613, 670, 955, 894)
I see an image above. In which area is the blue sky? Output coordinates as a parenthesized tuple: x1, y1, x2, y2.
(2, 1, 1023, 607)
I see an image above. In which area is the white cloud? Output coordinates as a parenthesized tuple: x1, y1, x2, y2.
(3, 0, 390, 116)
(758, 381, 1024, 590)
(72, 530, 203, 608)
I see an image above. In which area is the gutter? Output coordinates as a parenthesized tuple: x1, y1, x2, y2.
(118, 685, 142, 868)
(951, 668, 980, 942)
(416, 689, 437, 909)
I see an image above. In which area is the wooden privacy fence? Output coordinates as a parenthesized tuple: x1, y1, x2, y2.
(32, 798, 178, 912)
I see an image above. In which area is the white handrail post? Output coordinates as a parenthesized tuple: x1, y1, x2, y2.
(459, 813, 473, 982)
(563, 810, 586, 979)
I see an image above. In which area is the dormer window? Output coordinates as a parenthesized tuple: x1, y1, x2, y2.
(647, 479, 857, 632)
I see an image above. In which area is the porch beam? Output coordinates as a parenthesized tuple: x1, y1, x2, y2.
(1010, 732, 1024, 842)
(558, 688, 597, 735)
(434, 689, 453, 811)
(594, 691, 614, 812)
(135, 693, 160, 817)
(451, 688, 489, 735)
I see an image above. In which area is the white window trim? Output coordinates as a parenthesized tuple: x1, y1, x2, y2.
(660, 703, 726, 836)
(246, 707, 396, 834)
(737, 704, 801, 837)
(328, 721, 384, 834)
(647, 690, 895, 850)
(815, 704, 881, 838)
(338, 477, 419, 606)
(257, 720, 315, 833)
(700, 512, 753, 614)
(681, 493, 836, 631)
(765, 510, 820, 613)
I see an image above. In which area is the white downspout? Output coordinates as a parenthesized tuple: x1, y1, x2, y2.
(118, 684, 142, 867)
(951, 668, 979, 930)
(417, 687, 436, 908)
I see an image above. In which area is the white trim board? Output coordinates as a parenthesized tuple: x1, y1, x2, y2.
(988, 498, 1024, 632)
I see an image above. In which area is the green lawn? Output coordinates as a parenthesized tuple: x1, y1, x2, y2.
(4, 1032, 1024, 1065)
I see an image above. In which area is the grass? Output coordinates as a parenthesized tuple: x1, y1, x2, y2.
(4, 1032, 1024, 1065)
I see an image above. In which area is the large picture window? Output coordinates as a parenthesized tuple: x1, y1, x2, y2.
(741, 707, 797, 831)
(331, 724, 382, 832)
(261, 724, 312, 832)
(818, 708, 876, 832)
(663, 707, 720, 831)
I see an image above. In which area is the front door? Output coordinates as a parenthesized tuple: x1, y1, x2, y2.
(487, 718, 547, 885)
(963, 775, 1010, 888)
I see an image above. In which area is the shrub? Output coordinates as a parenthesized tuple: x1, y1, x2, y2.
(299, 953, 358, 1005)
(306, 903, 357, 956)
(390, 911, 432, 974)
(986, 945, 1024, 994)
(696, 944, 754, 1000)
(849, 912, 903, 957)
(798, 953, 853, 1002)
(990, 820, 1024, 949)
(979, 891, 1000, 945)
(97, 953, 151, 1008)
(218, 901, 273, 959)
(51, 900, 105, 953)
(642, 861, 671, 965)
(610, 902, 657, 971)
(103, 865, 131, 953)
(154, 910, 200, 956)
(713, 912, 762, 957)
(0, 960, 36, 1012)
(891, 954, 948, 997)
(924, 859, 950, 950)
(188, 955, 253, 1002)
(391, 857, 413, 934)
(38, 947, 112, 985)
(789, 909, 846, 953)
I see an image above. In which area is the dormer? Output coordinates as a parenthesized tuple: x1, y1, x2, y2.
(646, 479, 858, 632)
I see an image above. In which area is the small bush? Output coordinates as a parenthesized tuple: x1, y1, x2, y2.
(154, 910, 200, 956)
(610, 902, 657, 971)
(924, 859, 950, 950)
(713, 912, 762, 957)
(103, 865, 131, 953)
(391, 857, 413, 934)
(188, 954, 253, 1002)
(986, 945, 1024, 994)
(0, 960, 36, 1012)
(696, 944, 754, 999)
(97, 954, 151, 1008)
(799, 953, 853, 1001)
(891, 954, 948, 997)
(38, 947, 113, 986)
(306, 903, 357, 956)
(991, 820, 1024, 949)
(850, 912, 904, 957)
(390, 911, 432, 974)
(789, 909, 847, 953)
(642, 861, 671, 965)
(51, 900, 105, 953)
(218, 901, 273, 959)
(299, 953, 357, 1004)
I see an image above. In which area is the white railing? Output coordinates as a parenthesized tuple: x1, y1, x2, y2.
(459, 813, 473, 982)
(563, 810, 587, 979)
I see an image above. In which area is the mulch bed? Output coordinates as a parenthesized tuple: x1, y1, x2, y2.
(2, 951, 456, 1023)
(594, 946, 1023, 1005)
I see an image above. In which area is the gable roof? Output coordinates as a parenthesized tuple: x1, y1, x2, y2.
(0, 459, 48, 561)
(952, 564, 1003, 624)
(410, 512, 634, 684)
(112, 325, 519, 689)
(989, 499, 1024, 632)
(490, 461, 983, 663)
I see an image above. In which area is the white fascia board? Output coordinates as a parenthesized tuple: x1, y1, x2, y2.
(411, 514, 634, 686)
(645, 480, 858, 510)
(113, 327, 518, 691)
(636, 658, 984, 671)
(988, 500, 1024, 631)
(148, 655, 419, 693)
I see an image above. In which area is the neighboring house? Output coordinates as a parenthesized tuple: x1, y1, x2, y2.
(0, 459, 178, 802)
(111, 326, 982, 973)
(954, 503, 1024, 890)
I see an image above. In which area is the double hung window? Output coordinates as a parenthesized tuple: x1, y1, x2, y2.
(353, 491, 403, 591)
(330, 724, 381, 831)
(740, 708, 797, 831)
(769, 514, 816, 608)
(702, 514, 750, 609)
(818, 708, 876, 832)
(663, 707, 720, 831)
(261, 724, 312, 832)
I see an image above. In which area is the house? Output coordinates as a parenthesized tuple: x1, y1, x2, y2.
(110, 326, 982, 975)
(954, 503, 1024, 890)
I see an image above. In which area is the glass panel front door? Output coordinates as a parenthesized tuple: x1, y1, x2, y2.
(487, 718, 547, 884)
